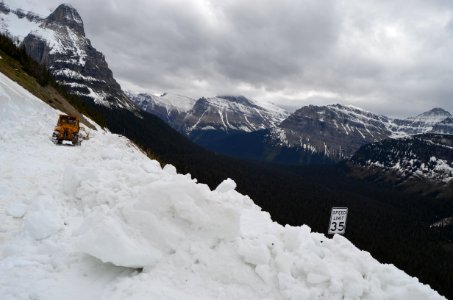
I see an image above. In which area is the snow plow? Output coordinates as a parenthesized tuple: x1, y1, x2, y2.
(51, 114, 80, 145)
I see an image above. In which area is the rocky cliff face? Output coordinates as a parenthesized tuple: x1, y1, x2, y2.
(268, 105, 453, 160)
(0, 3, 134, 109)
(127, 92, 196, 131)
(351, 134, 453, 181)
(393, 108, 453, 135)
(267, 104, 395, 159)
(347, 134, 453, 197)
(44, 3, 85, 35)
(128, 92, 288, 134)
(184, 96, 287, 133)
(431, 117, 453, 134)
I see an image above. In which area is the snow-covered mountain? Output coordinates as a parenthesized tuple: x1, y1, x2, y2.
(352, 134, 453, 183)
(0, 2, 133, 109)
(126, 92, 196, 129)
(0, 68, 445, 299)
(268, 104, 395, 159)
(185, 95, 288, 133)
(129, 93, 453, 163)
(349, 134, 453, 197)
(3, 1, 452, 167)
(140, 100, 453, 165)
(267, 105, 453, 159)
(393, 108, 453, 135)
(128, 92, 288, 134)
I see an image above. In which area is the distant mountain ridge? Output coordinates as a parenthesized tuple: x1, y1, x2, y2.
(348, 134, 453, 198)
(6, 2, 452, 169)
(393, 108, 453, 135)
(173, 102, 453, 165)
(0, 3, 134, 109)
(128, 92, 289, 134)
(268, 104, 395, 159)
(266, 105, 453, 160)
(129, 87, 453, 165)
(126, 92, 196, 130)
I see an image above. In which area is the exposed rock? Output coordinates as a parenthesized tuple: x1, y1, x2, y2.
(432, 117, 453, 135)
(269, 104, 393, 159)
(22, 34, 50, 65)
(44, 4, 84, 35)
(347, 134, 453, 198)
(0, 2, 134, 109)
(128, 92, 288, 134)
(268, 105, 453, 160)
(393, 108, 453, 135)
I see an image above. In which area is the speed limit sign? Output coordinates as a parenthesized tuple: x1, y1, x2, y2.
(328, 207, 348, 235)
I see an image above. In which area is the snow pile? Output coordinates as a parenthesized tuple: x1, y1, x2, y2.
(0, 72, 445, 299)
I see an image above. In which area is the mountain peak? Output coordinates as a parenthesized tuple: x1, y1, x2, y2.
(419, 107, 451, 117)
(406, 107, 452, 124)
(216, 95, 258, 108)
(45, 3, 84, 35)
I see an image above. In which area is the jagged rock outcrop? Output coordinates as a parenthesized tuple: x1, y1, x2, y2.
(0, 3, 134, 109)
(44, 3, 84, 35)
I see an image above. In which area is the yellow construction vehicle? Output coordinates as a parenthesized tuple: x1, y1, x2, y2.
(51, 114, 80, 145)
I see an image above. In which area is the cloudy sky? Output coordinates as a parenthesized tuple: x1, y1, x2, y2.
(10, 0, 453, 116)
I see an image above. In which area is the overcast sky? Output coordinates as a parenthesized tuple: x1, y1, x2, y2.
(10, 0, 453, 116)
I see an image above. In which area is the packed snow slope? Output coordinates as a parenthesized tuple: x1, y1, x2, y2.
(0, 72, 445, 299)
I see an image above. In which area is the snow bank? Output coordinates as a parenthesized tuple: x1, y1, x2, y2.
(0, 72, 445, 299)
(24, 195, 63, 240)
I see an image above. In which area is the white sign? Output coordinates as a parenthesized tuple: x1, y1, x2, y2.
(328, 207, 348, 234)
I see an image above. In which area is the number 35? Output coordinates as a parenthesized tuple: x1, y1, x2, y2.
(330, 221, 345, 231)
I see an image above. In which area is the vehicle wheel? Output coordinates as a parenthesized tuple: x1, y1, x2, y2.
(72, 134, 79, 146)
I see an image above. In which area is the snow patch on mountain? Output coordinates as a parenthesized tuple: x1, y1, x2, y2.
(393, 108, 453, 135)
(128, 92, 196, 114)
(252, 99, 288, 117)
(351, 134, 453, 184)
(160, 92, 197, 112)
(0, 6, 41, 43)
(0, 2, 133, 109)
(266, 104, 393, 159)
(183, 96, 288, 133)
(268, 104, 453, 160)
(389, 155, 453, 183)
(0, 3, 83, 60)
(407, 108, 452, 125)
(129, 92, 289, 134)
(0, 72, 445, 299)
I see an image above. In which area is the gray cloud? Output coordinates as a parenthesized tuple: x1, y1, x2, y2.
(10, 0, 453, 117)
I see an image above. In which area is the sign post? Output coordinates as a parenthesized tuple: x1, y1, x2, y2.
(328, 207, 348, 235)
